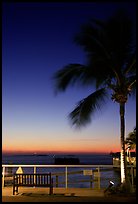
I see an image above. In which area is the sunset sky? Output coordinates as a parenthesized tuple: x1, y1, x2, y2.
(2, 2, 136, 155)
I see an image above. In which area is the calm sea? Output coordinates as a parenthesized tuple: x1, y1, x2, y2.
(2, 153, 113, 165)
(2, 153, 120, 188)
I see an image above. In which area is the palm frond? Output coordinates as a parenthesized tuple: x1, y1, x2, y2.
(124, 52, 136, 75)
(74, 20, 115, 88)
(127, 75, 136, 98)
(53, 64, 87, 93)
(125, 127, 136, 150)
(69, 88, 108, 128)
(105, 9, 134, 66)
(87, 56, 114, 88)
(74, 19, 110, 60)
(53, 63, 105, 93)
(74, 9, 135, 76)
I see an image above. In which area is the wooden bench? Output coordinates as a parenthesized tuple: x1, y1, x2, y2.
(13, 173, 53, 195)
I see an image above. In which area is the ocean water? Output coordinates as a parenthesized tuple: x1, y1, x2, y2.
(2, 153, 121, 188)
(2, 153, 113, 165)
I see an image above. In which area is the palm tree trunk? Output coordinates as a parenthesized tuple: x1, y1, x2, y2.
(120, 103, 127, 184)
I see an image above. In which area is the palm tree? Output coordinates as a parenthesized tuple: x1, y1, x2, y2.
(53, 9, 136, 189)
(126, 127, 136, 151)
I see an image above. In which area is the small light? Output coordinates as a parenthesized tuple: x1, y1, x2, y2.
(110, 181, 114, 185)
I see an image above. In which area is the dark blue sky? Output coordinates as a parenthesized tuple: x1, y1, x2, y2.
(2, 2, 136, 154)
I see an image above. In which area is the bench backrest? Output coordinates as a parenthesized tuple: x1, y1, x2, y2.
(13, 173, 52, 186)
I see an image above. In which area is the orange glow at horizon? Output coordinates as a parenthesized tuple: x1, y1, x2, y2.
(2, 143, 120, 155)
(2, 132, 120, 155)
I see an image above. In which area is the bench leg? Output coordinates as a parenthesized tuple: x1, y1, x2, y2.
(49, 186, 53, 195)
(16, 186, 18, 194)
(13, 185, 15, 195)
(13, 185, 18, 195)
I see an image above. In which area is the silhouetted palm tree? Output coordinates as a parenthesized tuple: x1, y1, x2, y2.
(126, 127, 136, 151)
(53, 10, 136, 189)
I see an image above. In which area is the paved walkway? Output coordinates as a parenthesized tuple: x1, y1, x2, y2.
(2, 187, 136, 202)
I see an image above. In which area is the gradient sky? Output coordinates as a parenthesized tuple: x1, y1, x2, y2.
(2, 2, 136, 155)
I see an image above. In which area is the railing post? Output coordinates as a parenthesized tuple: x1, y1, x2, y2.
(34, 166, 36, 174)
(34, 166, 36, 186)
(94, 167, 100, 190)
(2, 166, 5, 187)
(65, 166, 68, 188)
(56, 175, 58, 187)
(90, 175, 93, 188)
(97, 167, 100, 189)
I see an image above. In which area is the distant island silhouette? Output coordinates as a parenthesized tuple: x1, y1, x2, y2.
(54, 157, 80, 165)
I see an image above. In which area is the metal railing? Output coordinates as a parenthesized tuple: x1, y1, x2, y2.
(2, 164, 136, 190)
